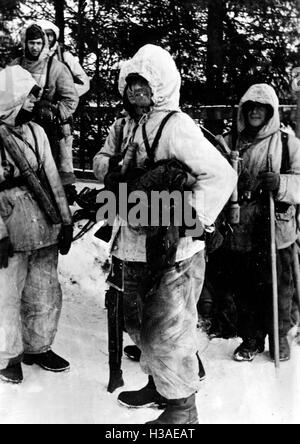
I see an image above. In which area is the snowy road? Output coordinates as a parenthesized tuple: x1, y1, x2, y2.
(0, 194, 299, 424)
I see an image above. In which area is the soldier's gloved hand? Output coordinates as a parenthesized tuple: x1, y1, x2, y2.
(35, 100, 58, 123)
(259, 172, 280, 192)
(58, 225, 73, 255)
(104, 168, 124, 192)
(0, 237, 14, 269)
(108, 154, 122, 172)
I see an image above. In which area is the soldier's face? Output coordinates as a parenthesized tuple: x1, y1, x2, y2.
(127, 79, 152, 109)
(27, 38, 44, 58)
(247, 104, 268, 128)
(45, 30, 56, 48)
(22, 92, 38, 113)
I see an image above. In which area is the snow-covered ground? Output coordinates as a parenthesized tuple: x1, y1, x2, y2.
(0, 181, 299, 424)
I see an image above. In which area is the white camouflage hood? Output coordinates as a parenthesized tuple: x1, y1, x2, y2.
(0, 65, 37, 126)
(36, 19, 60, 54)
(237, 83, 280, 139)
(118, 44, 181, 111)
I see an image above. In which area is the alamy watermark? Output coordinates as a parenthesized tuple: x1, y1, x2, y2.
(96, 183, 204, 237)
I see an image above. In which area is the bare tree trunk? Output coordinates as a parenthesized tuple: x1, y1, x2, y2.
(78, 0, 85, 65)
(53, 0, 65, 44)
(78, 0, 87, 169)
(205, 0, 225, 105)
(205, 0, 225, 134)
(295, 0, 300, 139)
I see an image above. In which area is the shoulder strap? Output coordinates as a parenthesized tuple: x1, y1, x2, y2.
(280, 131, 290, 174)
(143, 111, 178, 165)
(7, 125, 42, 168)
(28, 123, 42, 167)
(116, 118, 126, 155)
(57, 44, 64, 63)
(43, 55, 55, 96)
(0, 135, 7, 163)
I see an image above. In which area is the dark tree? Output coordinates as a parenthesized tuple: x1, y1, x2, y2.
(53, 0, 65, 44)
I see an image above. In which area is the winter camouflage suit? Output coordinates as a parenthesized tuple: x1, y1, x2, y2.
(222, 84, 300, 356)
(36, 20, 90, 185)
(11, 24, 79, 185)
(93, 44, 237, 401)
(0, 66, 73, 370)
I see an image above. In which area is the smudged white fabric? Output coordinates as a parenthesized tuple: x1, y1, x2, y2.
(0, 247, 62, 370)
(0, 65, 36, 126)
(37, 19, 90, 97)
(94, 44, 237, 261)
(11, 24, 79, 122)
(0, 65, 70, 370)
(231, 83, 300, 250)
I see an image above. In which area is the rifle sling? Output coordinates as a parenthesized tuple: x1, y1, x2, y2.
(142, 111, 178, 166)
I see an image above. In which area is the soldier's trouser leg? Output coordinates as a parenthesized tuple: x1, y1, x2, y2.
(0, 253, 28, 370)
(21, 246, 62, 354)
(59, 135, 76, 185)
(230, 251, 266, 341)
(269, 246, 294, 337)
(123, 252, 205, 400)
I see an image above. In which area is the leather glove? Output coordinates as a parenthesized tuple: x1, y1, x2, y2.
(0, 237, 14, 269)
(108, 154, 122, 171)
(259, 172, 280, 192)
(104, 167, 123, 192)
(205, 228, 224, 255)
(58, 225, 73, 255)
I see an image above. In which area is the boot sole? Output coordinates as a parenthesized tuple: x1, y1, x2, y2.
(233, 348, 264, 362)
(23, 361, 70, 373)
(146, 416, 199, 425)
(118, 399, 166, 409)
(233, 354, 257, 362)
(0, 375, 23, 384)
(38, 364, 70, 373)
(270, 355, 290, 362)
(124, 354, 140, 362)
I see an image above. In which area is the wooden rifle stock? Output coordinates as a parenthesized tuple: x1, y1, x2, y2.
(0, 125, 61, 225)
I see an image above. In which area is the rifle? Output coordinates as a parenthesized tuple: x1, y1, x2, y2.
(0, 124, 61, 225)
(200, 126, 240, 225)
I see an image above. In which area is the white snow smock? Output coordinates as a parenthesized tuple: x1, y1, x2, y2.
(93, 45, 237, 400)
(94, 44, 237, 262)
(36, 20, 90, 98)
(228, 83, 300, 251)
(11, 24, 79, 123)
(0, 66, 72, 370)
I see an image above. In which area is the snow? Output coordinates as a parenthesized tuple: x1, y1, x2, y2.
(0, 181, 300, 424)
